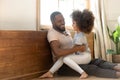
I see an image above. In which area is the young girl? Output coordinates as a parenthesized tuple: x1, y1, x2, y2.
(40, 9, 94, 79)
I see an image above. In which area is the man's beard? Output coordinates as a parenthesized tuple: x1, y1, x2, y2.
(53, 26, 65, 33)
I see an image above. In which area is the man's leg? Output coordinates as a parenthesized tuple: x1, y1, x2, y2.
(57, 64, 118, 78)
(97, 59, 120, 71)
(90, 58, 120, 72)
(91, 59, 120, 75)
(89, 59, 117, 69)
(84, 64, 118, 78)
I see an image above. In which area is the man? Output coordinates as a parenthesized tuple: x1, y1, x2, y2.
(47, 11, 120, 78)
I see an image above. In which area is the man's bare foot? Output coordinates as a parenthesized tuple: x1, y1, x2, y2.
(39, 71, 53, 79)
(80, 72, 88, 79)
(113, 64, 120, 72)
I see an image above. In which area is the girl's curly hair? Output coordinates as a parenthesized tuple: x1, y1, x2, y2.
(71, 9, 95, 34)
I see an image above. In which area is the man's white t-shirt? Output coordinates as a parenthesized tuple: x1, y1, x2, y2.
(47, 28, 73, 61)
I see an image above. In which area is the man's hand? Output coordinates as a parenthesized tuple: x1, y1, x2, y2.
(74, 44, 86, 52)
(50, 40, 86, 57)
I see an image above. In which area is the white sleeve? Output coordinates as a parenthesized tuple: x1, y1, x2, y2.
(47, 31, 58, 43)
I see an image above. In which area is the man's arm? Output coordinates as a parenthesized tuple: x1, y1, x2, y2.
(50, 40, 86, 57)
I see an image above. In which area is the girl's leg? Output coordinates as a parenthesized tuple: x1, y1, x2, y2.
(39, 57, 64, 78)
(63, 53, 91, 79)
(49, 57, 64, 73)
(63, 57, 88, 79)
(68, 52, 91, 64)
(63, 57, 84, 74)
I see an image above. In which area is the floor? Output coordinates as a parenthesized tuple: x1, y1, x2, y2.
(32, 76, 120, 80)
(32, 63, 120, 80)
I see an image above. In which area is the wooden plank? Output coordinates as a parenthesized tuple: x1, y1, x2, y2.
(0, 30, 53, 79)
(0, 30, 94, 79)
(86, 32, 94, 59)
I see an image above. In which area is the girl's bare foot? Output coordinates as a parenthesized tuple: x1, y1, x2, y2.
(39, 71, 53, 79)
(80, 72, 88, 79)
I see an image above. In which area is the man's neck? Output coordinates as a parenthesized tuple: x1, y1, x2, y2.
(53, 27, 68, 36)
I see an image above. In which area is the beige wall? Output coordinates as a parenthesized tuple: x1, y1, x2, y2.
(0, 0, 36, 30)
(105, 0, 120, 30)
(0, 0, 120, 30)
(104, 0, 120, 50)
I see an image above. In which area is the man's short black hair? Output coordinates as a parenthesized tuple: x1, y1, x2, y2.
(50, 11, 62, 23)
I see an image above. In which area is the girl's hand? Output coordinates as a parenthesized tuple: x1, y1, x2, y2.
(74, 44, 86, 52)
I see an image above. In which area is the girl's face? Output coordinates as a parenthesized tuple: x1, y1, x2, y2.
(72, 20, 80, 31)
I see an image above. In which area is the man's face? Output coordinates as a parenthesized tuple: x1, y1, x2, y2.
(53, 14, 65, 32)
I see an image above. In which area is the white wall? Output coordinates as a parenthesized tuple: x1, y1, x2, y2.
(0, 0, 36, 30)
(104, 0, 120, 30)
(0, 0, 120, 30)
(104, 0, 120, 49)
